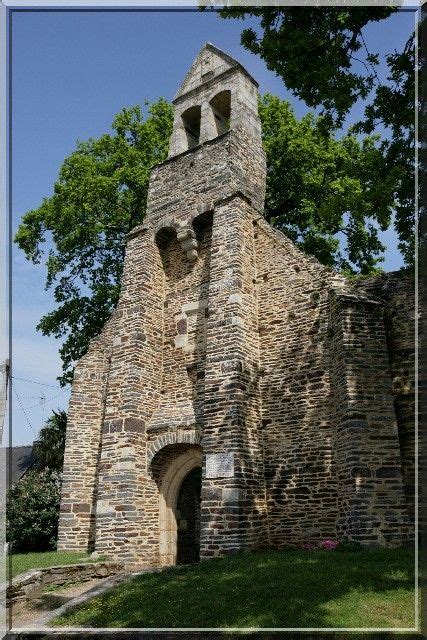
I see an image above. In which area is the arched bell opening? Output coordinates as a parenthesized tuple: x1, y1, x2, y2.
(181, 105, 201, 150)
(151, 444, 203, 566)
(209, 90, 231, 136)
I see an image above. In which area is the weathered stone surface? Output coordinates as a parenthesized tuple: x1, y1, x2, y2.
(58, 43, 414, 567)
(6, 562, 122, 605)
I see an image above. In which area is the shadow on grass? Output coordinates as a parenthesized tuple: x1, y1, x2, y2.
(32, 592, 74, 611)
(52, 548, 416, 629)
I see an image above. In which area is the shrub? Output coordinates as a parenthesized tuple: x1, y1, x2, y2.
(33, 410, 67, 472)
(6, 469, 61, 552)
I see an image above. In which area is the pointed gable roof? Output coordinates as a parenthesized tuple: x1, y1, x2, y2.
(173, 42, 258, 103)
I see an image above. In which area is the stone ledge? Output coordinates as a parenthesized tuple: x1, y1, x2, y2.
(152, 129, 230, 169)
(7, 562, 122, 605)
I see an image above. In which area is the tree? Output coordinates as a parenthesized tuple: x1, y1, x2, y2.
(6, 469, 61, 552)
(259, 94, 397, 273)
(217, 7, 415, 266)
(15, 95, 400, 383)
(15, 99, 174, 385)
(33, 409, 67, 472)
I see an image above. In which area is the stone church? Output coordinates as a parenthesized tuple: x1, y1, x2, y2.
(58, 44, 415, 566)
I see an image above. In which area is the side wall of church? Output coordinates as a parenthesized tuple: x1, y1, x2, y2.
(255, 219, 339, 546)
(354, 272, 416, 525)
(329, 288, 411, 546)
(255, 219, 412, 547)
(57, 314, 116, 551)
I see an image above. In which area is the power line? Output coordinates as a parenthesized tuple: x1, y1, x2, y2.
(11, 380, 37, 438)
(11, 375, 62, 389)
(26, 388, 69, 411)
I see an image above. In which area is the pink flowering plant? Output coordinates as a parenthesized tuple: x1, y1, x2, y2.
(301, 539, 338, 551)
(319, 539, 338, 550)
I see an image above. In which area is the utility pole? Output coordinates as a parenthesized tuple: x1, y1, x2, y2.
(0, 359, 9, 446)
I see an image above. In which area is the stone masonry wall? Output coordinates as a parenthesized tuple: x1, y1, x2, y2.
(147, 128, 266, 230)
(147, 213, 213, 434)
(254, 218, 412, 547)
(354, 271, 416, 524)
(200, 195, 267, 558)
(7, 562, 121, 605)
(329, 289, 411, 545)
(58, 314, 117, 552)
(255, 218, 339, 546)
(92, 227, 165, 564)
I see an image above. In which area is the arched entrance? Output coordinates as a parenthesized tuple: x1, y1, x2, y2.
(176, 466, 202, 564)
(156, 446, 203, 566)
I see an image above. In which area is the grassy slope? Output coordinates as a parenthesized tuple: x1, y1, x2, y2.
(10, 551, 95, 579)
(53, 548, 416, 629)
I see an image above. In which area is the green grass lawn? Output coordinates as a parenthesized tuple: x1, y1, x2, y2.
(52, 548, 416, 629)
(10, 550, 97, 579)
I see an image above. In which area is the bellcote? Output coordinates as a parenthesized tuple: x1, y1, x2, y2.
(168, 43, 262, 158)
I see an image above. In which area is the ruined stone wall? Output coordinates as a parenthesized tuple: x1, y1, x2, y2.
(58, 313, 117, 552)
(354, 271, 416, 524)
(329, 288, 411, 546)
(254, 219, 412, 547)
(255, 219, 339, 546)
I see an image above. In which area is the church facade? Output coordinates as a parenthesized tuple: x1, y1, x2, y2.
(58, 44, 415, 567)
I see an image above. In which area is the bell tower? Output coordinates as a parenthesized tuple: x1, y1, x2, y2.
(137, 42, 269, 560)
(169, 43, 263, 155)
(58, 43, 269, 564)
(149, 41, 266, 224)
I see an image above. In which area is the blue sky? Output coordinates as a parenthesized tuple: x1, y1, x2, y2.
(10, 8, 415, 446)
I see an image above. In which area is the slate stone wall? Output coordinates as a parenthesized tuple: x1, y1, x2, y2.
(329, 289, 411, 546)
(255, 218, 340, 546)
(353, 272, 416, 525)
(57, 314, 116, 552)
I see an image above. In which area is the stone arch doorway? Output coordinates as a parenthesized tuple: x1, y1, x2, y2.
(156, 445, 203, 566)
(176, 466, 202, 564)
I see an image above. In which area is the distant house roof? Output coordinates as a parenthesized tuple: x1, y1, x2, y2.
(0, 446, 37, 485)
